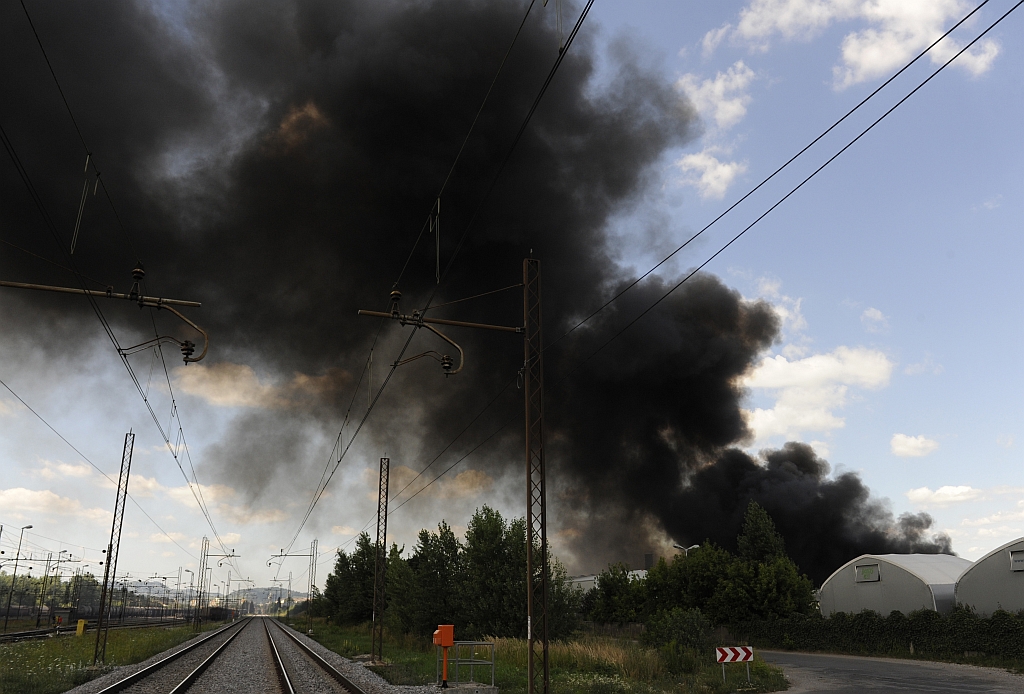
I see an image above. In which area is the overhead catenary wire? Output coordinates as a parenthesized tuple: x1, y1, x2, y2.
(0, 123, 234, 574)
(542, 0, 996, 357)
(0, 376, 198, 559)
(363, 0, 1023, 523)
(11, 1, 241, 575)
(17, 0, 141, 264)
(283, 0, 595, 555)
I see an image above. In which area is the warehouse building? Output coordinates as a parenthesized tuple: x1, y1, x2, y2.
(819, 554, 972, 617)
(955, 537, 1024, 616)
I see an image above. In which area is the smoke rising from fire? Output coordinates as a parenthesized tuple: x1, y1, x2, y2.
(0, 0, 950, 582)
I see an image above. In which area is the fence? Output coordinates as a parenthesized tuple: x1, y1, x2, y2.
(436, 641, 496, 686)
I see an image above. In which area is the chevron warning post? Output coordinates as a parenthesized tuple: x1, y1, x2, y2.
(715, 646, 753, 663)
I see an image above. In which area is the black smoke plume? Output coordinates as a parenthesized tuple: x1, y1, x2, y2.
(0, 0, 948, 583)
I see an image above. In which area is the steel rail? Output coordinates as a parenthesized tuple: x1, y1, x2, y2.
(94, 617, 249, 694)
(264, 618, 297, 694)
(268, 619, 366, 694)
(167, 617, 252, 693)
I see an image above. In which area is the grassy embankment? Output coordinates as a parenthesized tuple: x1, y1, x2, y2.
(0, 622, 223, 694)
(292, 618, 787, 693)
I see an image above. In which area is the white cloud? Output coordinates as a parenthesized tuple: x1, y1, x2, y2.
(731, 0, 1000, 88)
(743, 346, 893, 441)
(860, 307, 888, 333)
(906, 484, 981, 507)
(904, 354, 943, 375)
(149, 531, 188, 544)
(0, 399, 19, 416)
(891, 433, 939, 457)
(331, 525, 358, 536)
(0, 487, 110, 522)
(997, 434, 1014, 449)
(676, 61, 756, 130)
(701, 24, 733, 58)
(36, 459, 95, 480)
(676, 148, 748, 199)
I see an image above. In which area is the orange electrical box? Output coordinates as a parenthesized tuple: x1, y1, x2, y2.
(433, 624, 454, 647)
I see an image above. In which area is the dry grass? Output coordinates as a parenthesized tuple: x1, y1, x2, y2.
(493, 635, 665, 681)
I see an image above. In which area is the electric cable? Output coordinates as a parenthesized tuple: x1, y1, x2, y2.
(541, 0, 996, 356)
(0, 376, 198, 559)
(17, 0, 141, 263)
(0, 237, 109, 287)
(9, 1, 241, 572)
(366, 0, 1023, 519)
(0, 124, 232, 572)
(283, 0, 596, 554)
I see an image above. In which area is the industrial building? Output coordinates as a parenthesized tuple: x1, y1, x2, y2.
(955, 537, 1024, 616)
(818, 554, 972, 617)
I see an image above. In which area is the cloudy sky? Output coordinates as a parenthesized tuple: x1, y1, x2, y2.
(1, 0, 1022, 594)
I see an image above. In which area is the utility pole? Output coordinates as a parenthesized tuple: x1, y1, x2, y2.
(307, 539, 317, 635)
(2, 524, 32, 633)
(523, 258, 549, 694)
(95, 431, 134, 664)
(372, 456, 390, 664)
(194, 538, 209, 630)
(357, 256, 549, 693)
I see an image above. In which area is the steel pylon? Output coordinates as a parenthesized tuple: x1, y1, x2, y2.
(94, 431, 134, 664)
(523, 258, 548, 694)
(371, 456, 390, 663)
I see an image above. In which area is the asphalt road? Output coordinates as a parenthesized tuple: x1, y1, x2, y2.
(760, 650, 1024, 693)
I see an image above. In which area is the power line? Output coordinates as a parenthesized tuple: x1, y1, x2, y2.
(283, 0, 595, 553)
(542, 0, 996, 357)
(367, 0, 1023, 520)
(0, 124, 232, 571)
(17, 0, 141, 263)
(11, 1, 240, 573)
(0, 375, 197, 559)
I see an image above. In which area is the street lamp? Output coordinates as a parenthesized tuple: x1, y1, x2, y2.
(672, 543, 700, 556)
(2, 524, 32, 633)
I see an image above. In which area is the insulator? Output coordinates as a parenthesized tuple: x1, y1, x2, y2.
(181, 340, 196, 361)
(441, 354, 454, 373)
(132, 266, 146, 282)
(389, 289, 401, 316)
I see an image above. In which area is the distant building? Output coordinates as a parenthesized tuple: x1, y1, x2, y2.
(567, 569, 647, 593)
(955, 537, 1024, 616)
(818, 554, 972, 617)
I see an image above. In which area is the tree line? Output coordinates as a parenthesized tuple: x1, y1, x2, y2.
(320, 502, 815, 640)
(321, 506, 582, 639)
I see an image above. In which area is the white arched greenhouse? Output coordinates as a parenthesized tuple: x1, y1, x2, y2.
(955, 537, 1024, 616)
(818, 554, 972, 617)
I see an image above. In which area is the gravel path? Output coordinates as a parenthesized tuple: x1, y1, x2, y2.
(66, 618, 436, 694)
(268, 621, 349, 694)
(65, 620, 248, 694)
(189, 617, 281, 693)
(269, 622, 435, 694)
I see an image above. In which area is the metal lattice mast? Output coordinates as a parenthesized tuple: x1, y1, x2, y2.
(94, 431, 134, 664)
(194, 537, 209, 629)
(371, 456, 390, 663)
(307, 539, 318, 635)
(523, 258, 549, 694)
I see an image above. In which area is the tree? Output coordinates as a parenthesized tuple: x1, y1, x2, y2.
(737, 501, 787, 563)
(410, 520, 464, 635)
(588, 563, 644, 624)
(322, 532, 376, 625)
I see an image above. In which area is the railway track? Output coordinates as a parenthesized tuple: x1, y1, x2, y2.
(93, 616, 365, 694)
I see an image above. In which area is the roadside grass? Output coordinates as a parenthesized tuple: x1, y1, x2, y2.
(0, 622, 223, 694)
(297, 619, 787, 693)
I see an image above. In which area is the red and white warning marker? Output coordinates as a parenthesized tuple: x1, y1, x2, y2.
(715, 646, 754, 663)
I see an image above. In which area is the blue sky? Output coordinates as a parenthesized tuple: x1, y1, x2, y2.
(2, 0, 1022, 591)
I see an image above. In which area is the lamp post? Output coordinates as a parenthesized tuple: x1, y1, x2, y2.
(672, 543, 700, 556)
(2, 524, 32, 632)
(183, 570, 194, 624)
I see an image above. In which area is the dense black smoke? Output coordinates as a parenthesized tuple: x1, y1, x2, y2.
(0, 0, 949, 583)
